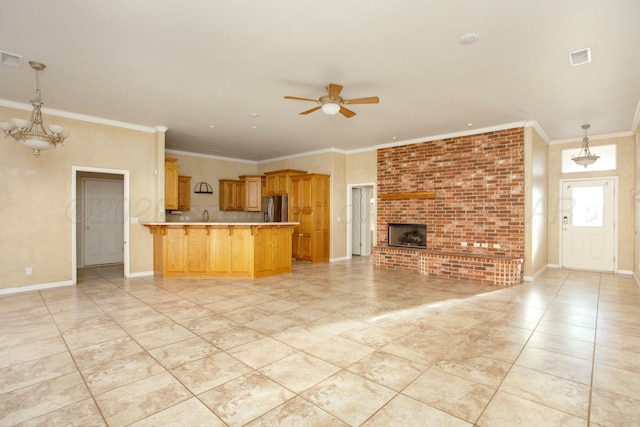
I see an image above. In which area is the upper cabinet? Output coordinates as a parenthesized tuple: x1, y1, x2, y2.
(165, 158, 191, 211)
(240, 175, 263, 212)
(178, 176, 191, 211)
(219, 179, 245, 211)
(164, 157, 180, 210)
(263, 169, 307, 195)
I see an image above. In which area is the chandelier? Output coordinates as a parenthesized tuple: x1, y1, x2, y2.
(0, 61, 69, 157)
(571, 124, 599, 167)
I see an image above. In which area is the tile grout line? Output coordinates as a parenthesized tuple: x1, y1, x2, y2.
(585, 272, 603, 426)
(472, 271, 575, 425)
(37, 283, 111, 427)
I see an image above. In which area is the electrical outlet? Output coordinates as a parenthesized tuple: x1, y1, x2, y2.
(473, 243, 480, 248)
(26, 267, 32, 275)
(481, 243, 489, 248)
(493, 243, 501, 249)
(461, 242, 467, 247)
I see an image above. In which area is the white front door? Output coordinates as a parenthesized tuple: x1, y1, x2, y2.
(84, 178, 124, 265)
(561, 178, 615, 271)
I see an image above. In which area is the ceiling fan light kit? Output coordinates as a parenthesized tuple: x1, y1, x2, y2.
(321, 102, 341, 115)
(284, 83, 379, 118)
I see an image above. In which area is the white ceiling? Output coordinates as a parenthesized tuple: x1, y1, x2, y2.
(1, 1, 639, 161)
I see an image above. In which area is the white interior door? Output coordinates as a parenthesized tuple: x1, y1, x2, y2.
(352, 188, 363, 255)
(561, 178, 615, 271)
(351, 187, 372, 256)
(84, 178, 124, 265)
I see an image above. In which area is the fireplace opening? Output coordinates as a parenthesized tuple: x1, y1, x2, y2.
(388, 223, 426, 249)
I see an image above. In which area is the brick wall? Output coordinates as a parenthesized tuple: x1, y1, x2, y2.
(374, 128, 525, 285)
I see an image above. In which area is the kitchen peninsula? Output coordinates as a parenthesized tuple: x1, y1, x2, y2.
(144, 222, 297, 278)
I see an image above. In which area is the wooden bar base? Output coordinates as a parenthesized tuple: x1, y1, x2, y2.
(144, 223, 296, 279)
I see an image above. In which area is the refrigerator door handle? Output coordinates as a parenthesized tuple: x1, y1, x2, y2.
(268, 198, 274, 222)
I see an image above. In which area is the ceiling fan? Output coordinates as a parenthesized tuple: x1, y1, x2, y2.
(284, 83, 379, 118)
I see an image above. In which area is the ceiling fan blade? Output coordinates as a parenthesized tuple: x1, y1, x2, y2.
(327, 83, 343, 100)
(284, 96, 319, 102)
(300, 106, 322, 115)
(339, 106, 356, 118)
(343, 96, 380, 105)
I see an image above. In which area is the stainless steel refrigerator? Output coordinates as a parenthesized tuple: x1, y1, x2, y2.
(261, 195, 288, 222)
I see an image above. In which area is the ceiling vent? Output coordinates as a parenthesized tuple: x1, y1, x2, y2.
(1, 51, 23, 68)
(569, 47, 591, 67)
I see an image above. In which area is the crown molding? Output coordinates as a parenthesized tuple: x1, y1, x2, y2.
(258, 147, 345, 164)
(632, 99, 640, 134)
(524, 120, 550, 143)
(165, 149, 258, 164)
(0, 98, 162, 133)
(549, 130, 634, 145)
(375, 121, 529, 150)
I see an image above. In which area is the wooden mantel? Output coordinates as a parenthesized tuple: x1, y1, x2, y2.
(379, 192, 437, 200)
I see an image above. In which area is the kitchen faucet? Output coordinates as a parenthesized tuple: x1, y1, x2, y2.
(202, 209, 209, 222)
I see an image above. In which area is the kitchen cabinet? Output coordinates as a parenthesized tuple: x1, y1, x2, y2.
(290, 174, 330, 262)
(219, 179, 245, 211)
(254, 225, 294, 275)
(178, 175, 191, 211)
(144, 223, 295, 278)
(164, 157, 179, 210)
(239, 175, 263, 212)
(263, 169, 307, 195)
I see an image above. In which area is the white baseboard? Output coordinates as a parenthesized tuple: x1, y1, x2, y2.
(0, 280, 75, 296)
(127, 271, 154, 278)
(523, 264, 552, 282)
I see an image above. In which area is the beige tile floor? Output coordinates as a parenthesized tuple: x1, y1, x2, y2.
(1, 257, 639, 426)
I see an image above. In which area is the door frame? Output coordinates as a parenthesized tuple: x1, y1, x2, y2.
(346, 182, 376, 259)
(80, 177, 125, 267)
(558, 176, 618, 272)
(71, 166, 130, 284)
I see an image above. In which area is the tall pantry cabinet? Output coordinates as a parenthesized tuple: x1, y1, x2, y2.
(290, 174, 330, 263)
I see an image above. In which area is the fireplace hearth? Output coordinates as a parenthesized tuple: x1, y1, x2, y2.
(388, 223, 426, 249)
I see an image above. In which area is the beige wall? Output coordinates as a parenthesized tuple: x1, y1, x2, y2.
(547, 134, 635, 271)
(162, 150, 352, 260)
(524, 127, 549, 277)
(258, 151, 348, 260)
(166, 152, 261, 222)
(346, 149, 377, 184)
(3, 99, 634, 292)
(0, 105, 159, 291)
(257, 151, 334, 176)
(635, 121, 640, 279)
(331, 152, 347, 260)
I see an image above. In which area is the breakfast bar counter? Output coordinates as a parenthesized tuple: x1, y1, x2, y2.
(144, 222, 297, 278)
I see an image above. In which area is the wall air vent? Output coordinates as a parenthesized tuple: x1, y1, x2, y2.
(1, 51, 23, 68)
(569, 47, 591, 67)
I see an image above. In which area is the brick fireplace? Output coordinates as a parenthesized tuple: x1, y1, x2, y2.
(373, 128, 525, 287)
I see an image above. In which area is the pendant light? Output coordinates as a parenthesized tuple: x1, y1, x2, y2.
(571, 124, 599, 167)
(0, 61, 69, 157)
